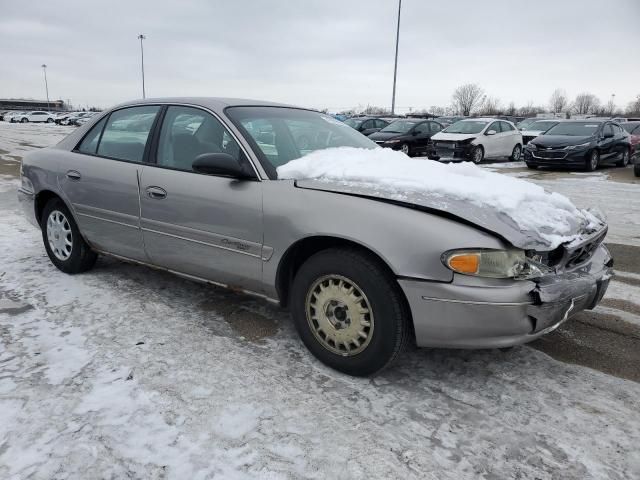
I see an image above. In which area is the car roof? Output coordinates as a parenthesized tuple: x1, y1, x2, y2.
(114, 97, 299, 114)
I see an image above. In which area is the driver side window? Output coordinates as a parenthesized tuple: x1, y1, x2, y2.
(487, 122, 500, 134)
(156, 106, 242, 171)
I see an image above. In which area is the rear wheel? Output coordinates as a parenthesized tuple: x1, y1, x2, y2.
(290, 248, 410, 376)
(615, 149, 630, 167)
(510, 144, 522, 161)
(585, 150, 599, 172)
(46, 117, 54, 123)
(42, 199, 97, 274)
(471, 146, 484, 164)
(21, 118, 28, 123)
(401, 143, 411, 156)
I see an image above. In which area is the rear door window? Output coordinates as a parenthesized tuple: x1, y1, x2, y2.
(97, 106, 161, 162)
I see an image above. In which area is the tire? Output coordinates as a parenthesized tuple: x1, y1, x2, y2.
(510, 144, 522, 162)
(41, 198, 97, 274)
(46, 118, 54, 123)
(471, 145, 484, 164)
(634, 163, 640, 177)
(401, 143, 411, 156)
(615, 149, 630, 167)
(585, 150, 599, 172)
(21, 118, 28, 123)
(290, 248, 410, 376)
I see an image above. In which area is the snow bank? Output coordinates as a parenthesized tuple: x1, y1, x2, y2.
(277, 147, 603, 249)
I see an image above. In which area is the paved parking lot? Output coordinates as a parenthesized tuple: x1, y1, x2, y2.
(1, 123, 639, 479)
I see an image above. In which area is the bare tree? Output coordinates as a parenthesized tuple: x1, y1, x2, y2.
(626, 95, 640, 115)
(506, 101, 517, 116)
(519, 101, 536, 117)
(605, 97, 616, 116)
(429, 105, 446, 116)
(479, 96, 502, 116)
(362, 104, 391, 115)
(549, 89, 568, 114)
(452, 83, 484, 116)
(572, 92, 600, 115)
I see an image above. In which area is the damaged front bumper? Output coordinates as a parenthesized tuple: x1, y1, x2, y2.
(399, 243, 613, 349)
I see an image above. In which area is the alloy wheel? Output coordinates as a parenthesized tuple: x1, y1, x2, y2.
(590, 151, 599, 170)
(512, 145, 521, 161)
(401, 143, 410, 155)
(46, 210, 73, 261)
(305, 275, 374, 356)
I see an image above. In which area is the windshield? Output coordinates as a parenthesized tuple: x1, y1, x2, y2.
(516, 118, 540, 130)
(544, 122, 601, 136)
(344, 118, 363, 128)
(380, 120, 417, 133)
(226, 107, 377, 175)
(526, 121, 558, 132)
(623, 123, 640, 134)
(442, 120, 489, 134)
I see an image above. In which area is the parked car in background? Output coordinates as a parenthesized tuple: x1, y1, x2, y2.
(430, 118, 523, 163)
(435, 116, 463, 126)
(622, 122, 640, 176)
(524, 120, 631, 171)
(0, 111, 9, 121)
(8, 111, 27, 123)
(75, 112, 99, 126)
(18, 97, 612, 376)
(66, 112, 93, 126)
(521, 119, 561, 145)
(16, 111, 55, 123)
(344, 116, 389, 136)
(369, 119, 443, 156)
(516, 118, 543, 131)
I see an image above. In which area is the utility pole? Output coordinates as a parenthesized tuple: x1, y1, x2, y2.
(41, 64, 50, 111)
(138, 34, 146, 99)
(610, 93, 616, 116)
(391, 0, 402, 115)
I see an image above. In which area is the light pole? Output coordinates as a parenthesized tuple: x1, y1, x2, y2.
(610, 93, 616, 116)
(391, 0, 401, 115)
(137, 34, 146, 99)
(41, 64, 50, 111)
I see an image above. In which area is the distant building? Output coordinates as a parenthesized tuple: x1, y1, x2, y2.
(0, 98, 66, 112)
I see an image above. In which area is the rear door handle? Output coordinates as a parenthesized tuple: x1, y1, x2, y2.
(66, 170, 81, 181)
(145, 186, 167, 199)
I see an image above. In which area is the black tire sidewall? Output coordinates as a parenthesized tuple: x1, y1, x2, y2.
(290, 249, 408, 376)
(586, 150, 599, 171)
(402, 143, 411, 157)
(42, 199, 95, 274)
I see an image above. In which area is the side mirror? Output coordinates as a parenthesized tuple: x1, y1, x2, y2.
(486, 130, 497, 136)
(192, 153, 253, 179)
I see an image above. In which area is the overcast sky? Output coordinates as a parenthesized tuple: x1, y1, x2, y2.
(1, 0, 639, 112)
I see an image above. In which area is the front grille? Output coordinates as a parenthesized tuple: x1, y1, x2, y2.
(522, 135, 536, 145)
(565, 239, 601, 269)
(532, 149, 567, 160)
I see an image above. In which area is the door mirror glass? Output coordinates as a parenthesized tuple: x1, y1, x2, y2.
(192, 152, 251, 178)
(486, 129, 497, 136)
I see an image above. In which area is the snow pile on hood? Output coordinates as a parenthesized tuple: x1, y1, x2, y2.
(277, 147, 604, 249)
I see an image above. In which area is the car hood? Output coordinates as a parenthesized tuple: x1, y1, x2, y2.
(431, 132, 478, 142)
(294, 179, 606, 251)
(532, 135, 594, 148)
(521, 130, 545, 136)
(368, 131, 406, 141)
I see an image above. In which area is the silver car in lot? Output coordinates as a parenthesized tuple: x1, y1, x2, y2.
(18, 98, 613, 375)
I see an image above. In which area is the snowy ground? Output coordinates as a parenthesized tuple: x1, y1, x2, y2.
(1, 123, 640, 479)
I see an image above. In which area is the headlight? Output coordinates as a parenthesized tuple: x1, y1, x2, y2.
(525, 143, 537, 150)
(385, 139, 401, 144)
(565, 142, 591, 150)
(458, 137, 476, 145)
(442, 249, 551, 279)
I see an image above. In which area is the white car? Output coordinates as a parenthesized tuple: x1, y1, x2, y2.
(521, 119, 561, 145)
(15, 111, 55, 123)
(6, 111, 26, 122)
(431, 118, 523, 163)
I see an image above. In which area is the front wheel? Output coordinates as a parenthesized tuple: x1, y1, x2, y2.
(510, 144, 522, 161)
(401, 143, 411, 156)
(585, 150, 599, 171)
(615, 149, 630, 167)
(46, 117, 54, 123)
(42, 199, 97, 274)
(471, 146, 484, 164)
(21, 118, 28, 123)
(290, 248, 410, 376)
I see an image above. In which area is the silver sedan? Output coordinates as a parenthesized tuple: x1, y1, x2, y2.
(18, 98, 613, 375)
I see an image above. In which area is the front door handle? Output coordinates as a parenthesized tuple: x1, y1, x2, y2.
(145, 186, 167, 199)
(66, 170, 81, 181)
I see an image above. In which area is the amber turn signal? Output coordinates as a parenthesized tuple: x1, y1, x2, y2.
(447, 253, 480, 274)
